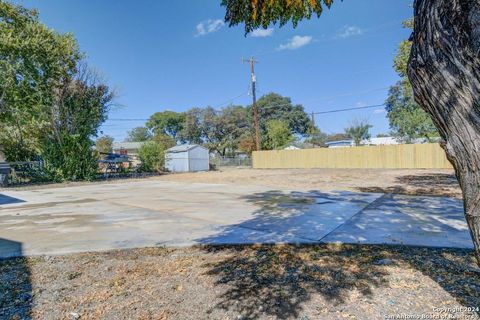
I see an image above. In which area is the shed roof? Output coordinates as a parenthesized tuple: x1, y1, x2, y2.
(166, 144, 205, 153)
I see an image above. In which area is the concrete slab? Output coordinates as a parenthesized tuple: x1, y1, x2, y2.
(0, 180, 473, 257)
(321, 194, 473, 248)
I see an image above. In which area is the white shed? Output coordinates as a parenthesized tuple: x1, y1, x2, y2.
(165, 144, 209, 172)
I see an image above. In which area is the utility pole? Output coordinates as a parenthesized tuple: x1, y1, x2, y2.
(243, 56, 261, 151)
(311, 111, 316, 148)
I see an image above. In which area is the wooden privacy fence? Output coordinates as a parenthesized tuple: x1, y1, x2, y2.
(252, 143, 453, 169)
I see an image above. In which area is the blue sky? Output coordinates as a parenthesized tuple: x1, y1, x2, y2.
(16, 0, 413, 141)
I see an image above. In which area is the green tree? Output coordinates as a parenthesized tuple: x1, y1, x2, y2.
(189, 105, 250, 156)
(385, 19, 437, 143)
(306, 127, 328, 147)
(179, 107, 203, 144)
(125, 126, 152, 142)
(138, 141, 165, 172)
(96, 135, 114, 153)
(41, 66, 113, 181)
(146, 111, 185, 140)
(264, 119, 294, 150)
(138, 135, 175, 172)
(0, 0, 80, 160)
(345, 119, 372, 146)
(254, 93, 312, 136)
(386, 82, 437, 143)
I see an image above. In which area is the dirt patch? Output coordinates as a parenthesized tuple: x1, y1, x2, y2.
(2, 168, 462, 198)
(1, 245, 478, 320)
(158, 168, 462, 198)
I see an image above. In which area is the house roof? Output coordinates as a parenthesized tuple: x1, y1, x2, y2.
(325, 140, 354, 145)
(112, 142, 145, 150)
(166, 144, 205, 153)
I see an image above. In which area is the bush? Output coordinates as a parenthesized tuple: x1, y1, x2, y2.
(138, 141, 167, 172)
(41, 134, 98, 181)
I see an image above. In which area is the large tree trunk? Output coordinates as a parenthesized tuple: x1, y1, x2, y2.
(409, 0, 480, 265)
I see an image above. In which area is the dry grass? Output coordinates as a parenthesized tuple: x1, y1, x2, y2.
(1, 245, 478, 320)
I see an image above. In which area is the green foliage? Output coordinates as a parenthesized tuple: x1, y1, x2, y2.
(201, 105, 249, 156)
(221, 0, 333, 34)
(146, 93, 311, 155)
(42, 133, 98, 181)
(255, 93, 312, 136)
(345, 119, 372, 146)
(0, 1, 113, 181)
(152, 133, 176, 148)
(125, 126, 152, 142)
(386, 81, 437, 143)
(147, 111, 185, 139)
(0, 0, 81, 160)
(180, 107, 204, 144)
(41, 68, 113, 181)
(306, 127, 328, 147)
(376, 133, 390, 138)
(264, 119, 294, 150)
(138, 140, 169, 172)
(96, 135, 114, 153)
(386, 18, 437, 143)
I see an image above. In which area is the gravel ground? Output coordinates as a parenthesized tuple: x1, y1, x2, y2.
(3, 168, 462, 198)
(1, 244, 479, 320)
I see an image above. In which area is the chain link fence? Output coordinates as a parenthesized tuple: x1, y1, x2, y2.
(210, 156, 252, 168)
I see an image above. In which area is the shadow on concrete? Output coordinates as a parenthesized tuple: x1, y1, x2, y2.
(197, 190, 382, 245)
(0, 238, 32, 320)
(322, 193, 473, 249)
(358, 173, 461, 197)
(0, 194, 26, 205)
(196, 190, 478, 319)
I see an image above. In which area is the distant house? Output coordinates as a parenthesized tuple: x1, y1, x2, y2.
(112, 142, 145, 156)
(362, 137, 400, 146)
(325, 140, 355, 148)
(284, 145, 300, 150)
(165, 144, 209, 173)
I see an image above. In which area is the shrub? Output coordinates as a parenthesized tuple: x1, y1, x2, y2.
(138, 141, 167, 172)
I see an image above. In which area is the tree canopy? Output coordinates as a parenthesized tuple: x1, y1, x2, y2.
(221, 0, 333, 34)
(0, 0, 81, 160)
(0, 1, 113, 180)
(96, 136, 114, 154)
(264, 119, 294, 149)
(146, 111, 186, 139)
(254, 93, 312, 136)
(345, 119, 372, 146)
(144, 93, 312, 154)
(125, 126, 153, 142)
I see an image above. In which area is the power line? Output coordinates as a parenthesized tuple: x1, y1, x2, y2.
(312, 103, 385, 115)
(104, 103, 386, 123)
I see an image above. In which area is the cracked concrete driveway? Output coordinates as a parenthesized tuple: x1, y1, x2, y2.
(0, 179, 473, 258)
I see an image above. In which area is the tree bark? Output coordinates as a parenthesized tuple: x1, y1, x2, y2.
(409, 0, 480, 265)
